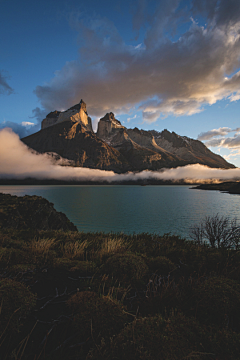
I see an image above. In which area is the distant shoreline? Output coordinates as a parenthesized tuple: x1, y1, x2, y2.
(1, 179, 240, 193)
(0, 178, 199, 186)
(192, 181, 240, 195)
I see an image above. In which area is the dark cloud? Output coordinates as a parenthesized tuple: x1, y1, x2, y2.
(0, 70, 14, 95)
(205, 134, 240, 149)
(0, 121, 32, 139)
(191, 0, 240, 28)
(30, 107, 48, 125)
(205, 138, 224, 147)
(34, 0, 240, 122)
(223, 135, 240, 148)
(214, 0, 240, 28)
(199, 126, 240, 150)
(0, 107, 46, 139)
(191, 0, 218, 21)
(198, 127, 232, 140)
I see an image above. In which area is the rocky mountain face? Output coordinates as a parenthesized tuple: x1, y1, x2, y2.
(23, 119, 130, 173)
(96, 113, 234, 170)
(21, 100, 235, 173)
(41, 99, 93, 132)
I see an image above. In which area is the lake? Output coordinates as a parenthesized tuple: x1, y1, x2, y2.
(1, 185, 240, 238)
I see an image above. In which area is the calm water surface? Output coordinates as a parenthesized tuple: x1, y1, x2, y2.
(1, 185, 240, 238)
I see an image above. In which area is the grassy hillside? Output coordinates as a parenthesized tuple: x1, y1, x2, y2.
(0, 195, 240, 359)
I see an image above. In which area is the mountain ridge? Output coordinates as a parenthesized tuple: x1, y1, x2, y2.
(21, 100, 235, 172)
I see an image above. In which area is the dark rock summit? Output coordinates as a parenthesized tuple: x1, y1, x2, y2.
(0, 193, 77, 231)
(23, 120, 130, 173)
(21, 100, 235, 173)
(96, 115, 234, 170)
(41, 99, 93, 132)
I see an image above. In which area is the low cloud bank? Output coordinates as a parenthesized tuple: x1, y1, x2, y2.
(0, 107, 47, 139)
(0, 128, 240, 183)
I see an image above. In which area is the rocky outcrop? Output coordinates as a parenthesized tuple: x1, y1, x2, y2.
(0, 193, 77, 231)
(96, 114, 234, 170)
(96, 112, 125, 139)
(41, 100, 93, 132)
(22, 101, 235, 173)
(22, 120, 131, 173)
(193, 181, 240, 195)
(41, 110, 61, 129)
(96, 114, 181, 170)
(149, 129, 234, 169)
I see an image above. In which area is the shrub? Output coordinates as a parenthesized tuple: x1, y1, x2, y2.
(193, 276, 240, 328)
(30, 237, 56, 254)
(147, 256, 175, 275)
(53, 258, 96, 274)
(142, 275, 196, 317)
(190, 214, 240, 249)
(210, 327, 240, 360)
(69, 260, 96, 274)
(98, 237, 127, 260)
(67, 291, 128, 342)
(223, 251, 240, 281)
(0, 247, 30, 267)
(103, 253, 148, 284)
(0, 278, 36, 334)
(87, 312, 212, 360)
(53, 257, 96, 273)
(61, 240, 88, 260)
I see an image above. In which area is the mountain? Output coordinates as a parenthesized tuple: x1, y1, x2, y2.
(22, 100, 235, 172)
(23, 120, 130, 173)
(96, 112, 234, 170)
(41, 99, 93, 132)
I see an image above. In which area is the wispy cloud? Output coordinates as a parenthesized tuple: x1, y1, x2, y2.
(127, 114, 137, 122)
(1, 128, 240, 183)
(0, 107, 47, 139)
(223, 149, 240, 161)
(199, 127, 240, 150)
(198, 127, 233, 141)
(0, 70, 13, 95)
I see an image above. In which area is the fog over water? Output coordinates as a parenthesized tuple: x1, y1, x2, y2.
(1, 127, 240, 236)
(0, 128, 240, 183)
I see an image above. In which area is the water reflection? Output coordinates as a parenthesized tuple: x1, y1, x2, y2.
(0, 185, 240, 238)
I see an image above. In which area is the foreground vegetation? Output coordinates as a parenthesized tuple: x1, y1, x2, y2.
(1, 227, 240, 359)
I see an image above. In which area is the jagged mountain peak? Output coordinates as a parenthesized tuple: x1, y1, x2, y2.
(68, 99, 87, 112)
(22, 105, 235, 173)
(96, 112, 125, 139)
(41, 99, 93, 132)
(96, 117, 234, 170)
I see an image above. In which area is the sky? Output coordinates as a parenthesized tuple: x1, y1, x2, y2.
(1, 0, 240, 167)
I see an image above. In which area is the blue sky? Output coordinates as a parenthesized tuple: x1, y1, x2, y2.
(1, 0, 240, 166)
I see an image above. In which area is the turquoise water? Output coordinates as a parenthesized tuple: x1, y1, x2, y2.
(1, 185, 240, 238)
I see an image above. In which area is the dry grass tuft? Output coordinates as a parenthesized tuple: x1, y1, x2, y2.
(30, 238, 56, 255)
(98, 238, 126, 259)
(62, 241, 88, 260)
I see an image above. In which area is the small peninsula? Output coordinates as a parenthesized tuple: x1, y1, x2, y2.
(193, 181, 240, 195)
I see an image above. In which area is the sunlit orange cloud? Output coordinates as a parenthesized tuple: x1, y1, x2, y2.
(0, 128, 240, 183)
